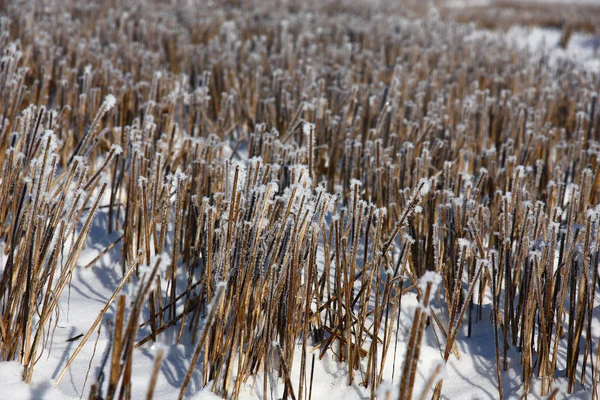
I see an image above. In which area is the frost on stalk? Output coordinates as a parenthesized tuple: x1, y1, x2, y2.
(29, 130, 60, 207)
(41, 129, 59, 152)
(433, 224, 441, 270)
(418, 271, 442, 297)
(302, 121, 315, 139)
(137, 176, 148, 188)
(280, 164, 313, 215)
(461, 172, 473, 189)
(72, 155, 87, 168)
(173, 169, 187, 184)
(458, 238, 471, 250)
(251, 182, 279, 232)
(418, 177, 431, 196)
(585, 204, 600, 222)
(528, 249, 542, 264)
(513, 165, 525, 180)
(62, 188, 87, 232)
(227, 160, 247, 202)
(103, 94, 117, 111)
(110, 143, 123, 155)
(374, 206, 387, 224)
(476, 258, 490, 273)
(303, 122, 316, 174)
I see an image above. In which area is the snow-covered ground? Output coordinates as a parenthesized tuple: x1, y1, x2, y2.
(465, 25, 600, 74)
(507, 27, 600, 73)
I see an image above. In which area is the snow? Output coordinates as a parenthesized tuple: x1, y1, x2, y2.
(506, 26, 600, 73)
(465, 26, 600, 74)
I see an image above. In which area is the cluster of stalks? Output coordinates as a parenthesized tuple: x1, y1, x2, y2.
(0, 88, 116, 383)
(0, 1, 599, 399)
